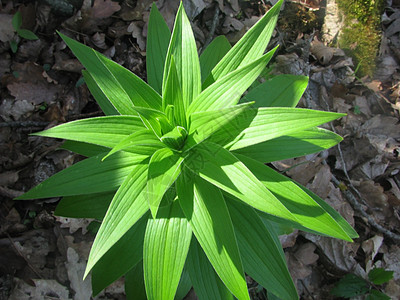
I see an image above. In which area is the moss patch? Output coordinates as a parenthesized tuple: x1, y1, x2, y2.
(336, 0, 384, 77)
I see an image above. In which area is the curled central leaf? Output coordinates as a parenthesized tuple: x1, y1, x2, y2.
(160, 126, 188, 151)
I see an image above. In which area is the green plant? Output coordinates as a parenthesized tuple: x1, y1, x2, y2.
(17, 1, 358, 299)
(331, 268, 393, 299)
(10, 11, 39, 53)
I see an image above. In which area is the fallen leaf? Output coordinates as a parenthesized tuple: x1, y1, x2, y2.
(0, 99, 35, 121)
(361, 235, 384, 273)
(90, 0, 121, 19)
(9, 278, 71, 300)
(0, 13, 14, 43)
(66, 247, 92, 300)
(127, 22, 146, 50)
(7, 81, 61, 105)
(56, 216, 93, 235)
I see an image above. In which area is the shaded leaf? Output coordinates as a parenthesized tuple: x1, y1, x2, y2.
(125, 261, 147, 300)
(368, 268, 394, 285)
(331, 274, 369, 298)
(200, 36, 231, 83)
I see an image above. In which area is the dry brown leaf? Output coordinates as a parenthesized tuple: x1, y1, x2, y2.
(311, 40, 335, 65)
(128, 22, 146, 50)
(286, 243, 319, 285)
(9, 278, 71, 300)
(308, 164, 332, 199)
(0, 13, 14, 43)
(66, 247, 92, 300)
(7, 82, 61, 105)
(0, 99, 35, 121)
(56, 216, 93, 235)
(326, 182, 355, 227)
(361, 235, 384, 272)
(90, 0, 121, 19)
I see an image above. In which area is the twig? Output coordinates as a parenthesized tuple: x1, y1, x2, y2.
(6, 232, 43, 279)
(0, 121, 49, 128)
(201, 3, 220, 53)
(327, 166, 400, 242)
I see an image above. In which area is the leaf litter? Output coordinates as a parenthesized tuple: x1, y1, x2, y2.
(0, 0, 399, 299)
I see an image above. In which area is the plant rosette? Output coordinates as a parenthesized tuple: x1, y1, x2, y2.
(17, 1, 358, 299)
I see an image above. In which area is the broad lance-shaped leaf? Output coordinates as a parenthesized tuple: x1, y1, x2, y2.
(203, 0, 283, 88)
(55, 191, 115, 220)
(92, 213, 149, 296)
(176, 174, 249, 300)
(233, 127, 343, 163)
(82, 70, 119, 115)
(147, 148, 184, 218)
(17, 152, 146, 199)
(61, 141, 110, 157)
(126, 261, 147, 300)
(237, 154, 353, 241)
(227, 198, 298, 300)
(186, 239, 234, 300)
(162, 56, 186, 127)
(144, 201, 192, 300)
(60, 33, 161, 112)
(188, 48, 277, 114)
(184, 142, 297, 223)
(32, 116, 145, 148)
(186, 102, 254, 149)
(85, 160, 150, 278)
(224, 107, 345, 151)
(242, 74, 309, 108)
(147, 3, 171, 94)
(102, 129, 164, 161)
(199, 36, 231, 83)
(163, 2, 201, 107)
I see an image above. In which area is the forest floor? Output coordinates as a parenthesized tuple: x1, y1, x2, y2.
(0, 0, 400, 299)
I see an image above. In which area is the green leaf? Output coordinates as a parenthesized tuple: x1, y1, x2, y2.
(199, 36, 231, 83)
(203, 0, 283, 88)
(82, 70, 119, 115)
(187, 102, 254, 148)
(186, 239, 234, 300)
(102, 129, 164, 160)
(55, 191, 114, 220)
(366, 289, 391, 300)
(60, 33, 161, 113)
(227, 199, 298, 300)
(184, 142, 296, 223)
(147, 3, 171, 93)
(17, 152, 145, 199)
(32, 116, 145, 148)
(368, 268, 394, 285)
(242, 74, 309, 108)
(295, 183, 359, 239)
(16, 28, 38, 40)
(177, 174, 249, 300)
(331, 274, 369, 298)
(163, 2, 201, 107)
(226, 108, 345, 151)
(189, 48, 277, 114)
(174, 269, 192, 300)
(162, 56, 186, 127)
(144, 201, 192, 300)
(92, 213, 148, 295)
(237, 154, 353, 241)
(126, 261, 147, 300)
(147, 148, 184, 217)
(61, 141, 109, 157)
(85, 160, 150, 277)
(160, 126, 188, 151)
(10, 40, 18, 53)
(233, 127, 343, 163)
(131, 106, 173, 138)
(12, 11, 22, 30)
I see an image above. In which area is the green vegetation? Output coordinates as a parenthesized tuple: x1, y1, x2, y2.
(336, 0, 385, 76)
(17, 1, 358, 299)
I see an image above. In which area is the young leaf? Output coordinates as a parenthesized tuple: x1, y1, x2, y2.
(60, 33, 161, 112)
(82, 70, 119, 115)
(147, 148, 184, 217)
(144, 202, 192, 300)
(186, 239, 234, 300)
(236, 154, 353, 241)
(163, 2, 201, 107)
(131, 106, 173, 138)
(85, 160, 150, 278)
(184, 142, 296, 223)
(227, 199, 298, 300)
(17, 152, 145, 199)
(233, 127, 343, 163)
(12, 11, 22, 30)
(176, 174, 249, 300)
(55, 191, 115, 220)
(331, 274, 369, 298)
(225, 108, 345, 151)
(368, 268, 394, 285)
(199, 36, 231, 83)
(203, 0, 283, 88)
(366, 289, 391, 300)
(32, 116, 145, 148)
(92, 213, 148, 295)
(16, 29, 38, 40)
(189, 48, 277, 114)
(242, 74, 309, 108)
(147, 3, 171, 93)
